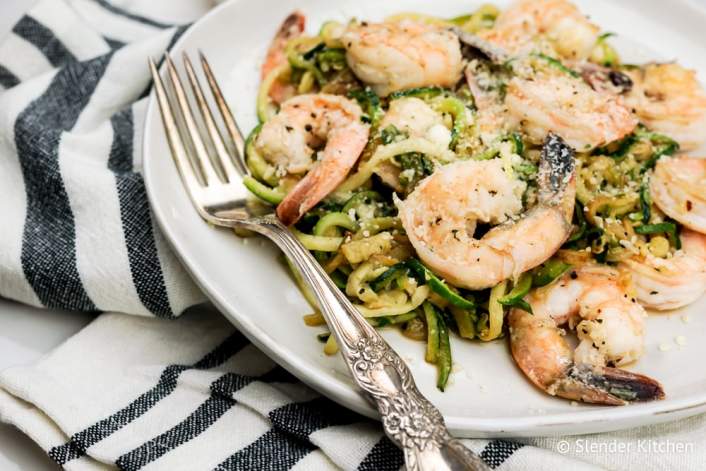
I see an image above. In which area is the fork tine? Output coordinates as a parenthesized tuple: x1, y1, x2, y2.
(164, 53, 222, 186)
(149, 58, 202, 194)
(198, 50, 248, 176)
(182, 52, 241, 184)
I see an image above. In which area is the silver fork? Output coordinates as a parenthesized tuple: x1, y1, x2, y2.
(148, 52, 490, 471)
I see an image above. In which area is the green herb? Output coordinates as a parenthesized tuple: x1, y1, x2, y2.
(639, 130, 679, 171)
(510, 132, 524, 155)
(389, 86, 445, 101)
(347, 88, 384, 127)
(341, 190, 384, 216)
(380, 125, 407, 145)
(315, 48, 346, 72)
(396, 152, 435, 188)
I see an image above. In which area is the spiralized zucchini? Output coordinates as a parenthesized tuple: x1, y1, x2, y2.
(242, 4, 689, 393)
(257, 62, 290, 122)
(333, 138, 457, 198)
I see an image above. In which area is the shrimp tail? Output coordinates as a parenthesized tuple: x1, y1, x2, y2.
(261, 11, 306, 105)
(538, 133, 576, 220)
(452, 27, 509, 64)
(262, 11, 306, 80)
(553, 365, 665, 405)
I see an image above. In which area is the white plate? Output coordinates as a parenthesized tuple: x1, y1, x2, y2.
(143, 0, 706, 437)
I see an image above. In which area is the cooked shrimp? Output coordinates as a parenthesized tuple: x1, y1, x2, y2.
(397, 133, 576, 290)
(261, 11, 306, 105)
(341, 20, 463, 96)
(623, 63, 706, 151)
(621, 229, 706, 310)
(650, 156, 706, 233)
(480, 0, 600, 60)
(509, 264, 664, 404)
(374, 97, 452, 190)
(506, 73, 638, 151)
(255, 94, 370, 225)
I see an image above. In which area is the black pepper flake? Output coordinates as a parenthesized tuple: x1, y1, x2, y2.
(304, 124, 313, 132)
(650, 290, 659, 295)
(285, 125, 293, 132)
(570, 271, 578, 280)
(687, 200, 693, 211)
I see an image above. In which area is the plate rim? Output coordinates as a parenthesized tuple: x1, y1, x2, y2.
(143, 0, 706, 437)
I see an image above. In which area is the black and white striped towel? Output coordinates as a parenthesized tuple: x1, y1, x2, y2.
(0, 1, 705, 470)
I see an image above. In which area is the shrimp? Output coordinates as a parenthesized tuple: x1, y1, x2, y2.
(623, 63, 706, 151)
(621, 229, 706, 310)
(261, 12, 306, 105)
(397, 133, 576, 290)
(480, 0, 600, 60)
(650, 156, 706, 234)
(379, 97, 451, 146)
(509, 264, 665, 404)
(506, 73, 638, 151)
(255, 94, 370, 225)
(374, 97, 452, 190)
(341, 20, 464, 96)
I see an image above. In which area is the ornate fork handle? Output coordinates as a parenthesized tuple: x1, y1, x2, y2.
(250, 216, 489, 471)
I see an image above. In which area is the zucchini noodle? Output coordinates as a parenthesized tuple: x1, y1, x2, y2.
(245, 124, 278, 186)
(355, 285, 430, 318)
(241, 4, 690, 394)
(285, 258, 318, 310)
(286, 37, 326, 84)
(257, 62, 290, 122)
(292, 228, 343, 252)
(333, 138, 457, 198)
(479, 281, 507, 341)
(243, 176, 284, 204)
(313, 212, 358, 236)
(346, 261, 389, 302)
(297, 70, 316, 94)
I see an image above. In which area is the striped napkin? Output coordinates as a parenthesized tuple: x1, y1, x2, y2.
(0, 1, 705, 470)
